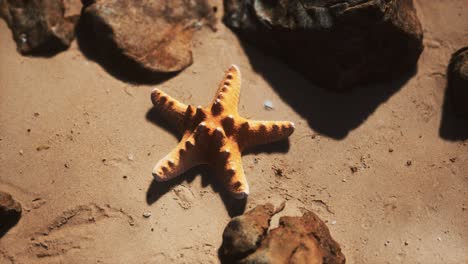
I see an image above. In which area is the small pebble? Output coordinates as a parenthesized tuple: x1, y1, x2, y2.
(331, 220, 337, 225)
(264, 100, 274, 110)
(123, 175, 128, 179)
(350, 166, 358, 173)
(36, 145, 50, 151)
(143, 211, 152, 218)
(404, 241, 409, 246)
(33, 112, 40, 117)
(388, 148, 394, 153)
(127, 154, 134, 161)
(19, 150, 24, 155)
(406, 160, 412, 166)
(437, 237, 441, 241)
(341, 179, 347, 182)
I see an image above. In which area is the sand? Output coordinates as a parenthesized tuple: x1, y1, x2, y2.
(0, 1, 467, 263)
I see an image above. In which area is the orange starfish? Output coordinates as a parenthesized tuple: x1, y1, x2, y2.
(151, 65, 295, 199)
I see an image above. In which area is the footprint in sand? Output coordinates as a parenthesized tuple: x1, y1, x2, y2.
(28, 204, 134, 262)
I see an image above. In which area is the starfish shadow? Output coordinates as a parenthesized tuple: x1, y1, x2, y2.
(145, 107, 250, 217)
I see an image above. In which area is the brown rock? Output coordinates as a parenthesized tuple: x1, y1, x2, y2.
(0, 0, 82, 54)
(83, 0, 216, 73)
(224, 0, 423, 90)
(220, 204, 345, 264)
(0, 191, 22, 236)
(220, 203, 285, 259)
(241, 211, 345, 264)
(448, 47, 468, 118)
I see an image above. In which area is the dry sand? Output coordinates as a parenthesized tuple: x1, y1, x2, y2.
(0, 1, 467, 263)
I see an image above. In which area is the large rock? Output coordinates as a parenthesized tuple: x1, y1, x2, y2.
(241, 212, 345, 264)
(0, 191, 22, 236)
(224, 0, 424, 90)
(448, 47, 468, 118)
(83, 0, 216, 73)
(220, 204, 345, 264)
(0, 0, 82, 54)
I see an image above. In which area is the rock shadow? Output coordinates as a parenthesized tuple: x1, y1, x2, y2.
(240, 43, 416, 140)
(75, 11, 177, 85)
(0, 212, 21, 238)
(438, 51, 468, 140)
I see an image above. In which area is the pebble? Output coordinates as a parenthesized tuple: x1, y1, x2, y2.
(143, 211, 152, 218)
(264, 100, 274, 110)
(19, 150, 24, 155)
(406, 160, 412, 166)
(36, 145, 50, 151)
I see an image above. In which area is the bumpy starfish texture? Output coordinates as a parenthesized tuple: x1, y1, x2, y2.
(151, 65, 295, 199)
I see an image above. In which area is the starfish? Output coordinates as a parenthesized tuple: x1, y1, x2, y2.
(150, 65, 295, 199)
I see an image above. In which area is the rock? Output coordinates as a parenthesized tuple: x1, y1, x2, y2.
(219, 204, 345, 264)
(220, 203, 285, 259)
(241, 211, 345, 264)
(0, 0, 82, 54)
(83, 0, 216, 73)
(447, 47, 468, 118)
(224, 0, 423, 90)
(0, 191, 22, 236)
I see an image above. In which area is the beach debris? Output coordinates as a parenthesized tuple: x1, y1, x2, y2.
(263, 100, 274, 110)
(83, 0, 216, 73)
(224, 0, 423, 90)
(150, 65, 295, 199)
(220, 203, 345, 264)
(0, 191, 22, 235)
(447, 47, 468, 118)
(0, 0, 82, 54)
(36, 145, 50, 151)
(143, 211, 152, 218)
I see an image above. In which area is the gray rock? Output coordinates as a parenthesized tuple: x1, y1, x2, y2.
(83, 0, 216, 73)
(448, 47, 468, 118)
(0, 0, 82, 54)
(0, 191, 22, 236)
(224, 0, 424, 90)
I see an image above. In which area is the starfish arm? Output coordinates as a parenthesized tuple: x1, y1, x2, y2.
(210, 65, 242, 115)
(151, 88, 189, 132)
(152, 134, 204, 182)
(214, 143, 249, 199)
(239, 120, 295, 151)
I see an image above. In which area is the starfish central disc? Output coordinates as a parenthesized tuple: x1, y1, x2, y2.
(150, 65, 295, 199)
